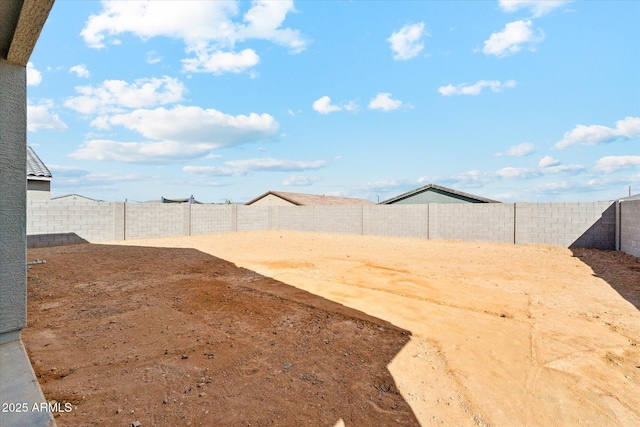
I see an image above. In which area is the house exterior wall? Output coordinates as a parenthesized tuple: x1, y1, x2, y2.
(2, 2, 78, 426)
(620, 199, 640, 257)
(27, 179, 50, 201)
(0, 59, 27, 337)
(248, 194, 296, 206)
(388, 188, 486, 204)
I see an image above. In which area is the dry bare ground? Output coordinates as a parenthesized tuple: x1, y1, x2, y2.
(24, 244, 418, 426)
(107, 231, 640, 426)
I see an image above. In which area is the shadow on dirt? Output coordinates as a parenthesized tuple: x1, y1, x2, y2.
(571, 247, 640, 311)
(25, 244, 419, 426)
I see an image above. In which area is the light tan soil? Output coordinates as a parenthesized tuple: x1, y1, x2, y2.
(108, 231, 640, 427)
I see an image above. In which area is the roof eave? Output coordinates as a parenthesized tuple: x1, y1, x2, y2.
(27, 175, 51, 182)
(380, 183, 500, 204)
(245, 191, 302, 206)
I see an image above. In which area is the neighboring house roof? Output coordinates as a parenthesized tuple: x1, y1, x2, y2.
(380, 183, 500, 204)
(51, 194, 103, 202)
(246, 191, 375, 206)
(27, 146, 52, 181)
(161, 195, 203, 204)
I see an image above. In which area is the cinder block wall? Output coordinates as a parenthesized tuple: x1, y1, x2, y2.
(430, 203, 515, 243)
(190, 205, 235, 235)
(237, 206, 269, 232)
(363, 205, 428, 238)
(124, 203, 185, 240)
(515, 202, 615, 249)
(620, 199, 640, 257)
(27, 199, 118, 245)
(26, 200, 628, 252)
(313, 206, 363, 235)
(276, 206, 316, 232)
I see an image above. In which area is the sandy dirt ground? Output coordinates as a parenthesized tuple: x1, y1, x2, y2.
(24, 244, 419, 426)
(108, 231, 640, 427)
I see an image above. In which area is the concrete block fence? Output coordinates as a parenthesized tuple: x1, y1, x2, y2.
(620, 199, 640, 257)
(515, 202, 616, 249)
(26, 199, 638, 256)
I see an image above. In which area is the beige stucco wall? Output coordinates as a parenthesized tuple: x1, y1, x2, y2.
(248, 194, 297, 206)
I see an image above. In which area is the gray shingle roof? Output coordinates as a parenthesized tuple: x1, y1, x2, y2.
(27, 146, 52, 180)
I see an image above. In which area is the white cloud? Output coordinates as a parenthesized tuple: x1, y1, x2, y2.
(357, 179, 412, 193)
(183, 158, 326, 177)
(527, 181, 575, 194)
(495, 166, 540, 179)
(388, 22, 426, 60)
(235, 0, 307, 53)
(368, 93, 407, 111)
(27, 62, 42, 86)
(554, 116, 640, 149)
(542, 164, 585, 174)
(71, 105, 279, 163)
(342, 101, 358, 112)
(496, 142, 535, 157)
(426, 158, 584, 189)
(312, 96, 357, 115)
(439, 79, 517, 96)
(47, 165, 89, 177)
(224, 158, 325, 172)
(496, 163, 584, 179)
(483, 20, 543, 57)
(69, 64, 90, 78)
(146, 50, 162, 64)
(524, 172, 640, 197)
(498, 0, 572, 17)
(81, 2, 237, 49)
(182, 48, 259, 74)
(55, 171, 153, 189)
(593, 156, 640, 173)
(424, 170, 495, 187)
(101, 105, 278, 146)
(27, 100, 67, 132)
(80, 0, 307, 74)
(312, 96, 340, 114)
(283, 175, 321, 186)
(538, 155, 560, 167)
(65, 76, 186, 115)
(70, 140, 216, 163)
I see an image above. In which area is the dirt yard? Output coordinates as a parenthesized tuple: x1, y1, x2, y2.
(103, 231, 640, 427)
(24, 244, 419, 427)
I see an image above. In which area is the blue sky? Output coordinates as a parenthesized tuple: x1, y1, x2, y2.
(26, 0, 639, 203)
